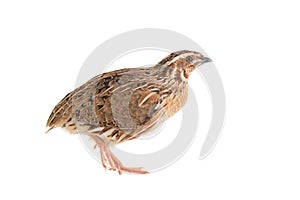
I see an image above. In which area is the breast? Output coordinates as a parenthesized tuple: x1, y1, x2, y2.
(163, 86, 188, 118)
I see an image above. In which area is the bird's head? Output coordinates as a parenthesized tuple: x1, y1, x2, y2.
(158, 50, 212, 81)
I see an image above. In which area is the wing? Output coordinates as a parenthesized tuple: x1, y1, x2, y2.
(46, 68, 133, 133)
(112, 83, 170, 143)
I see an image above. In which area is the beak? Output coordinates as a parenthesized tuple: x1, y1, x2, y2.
(202, 57, 212, 63)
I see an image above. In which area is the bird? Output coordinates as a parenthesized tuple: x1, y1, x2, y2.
(46, 50, 212, 174)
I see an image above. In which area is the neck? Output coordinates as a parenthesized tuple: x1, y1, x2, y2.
(150, 64, 187, 91)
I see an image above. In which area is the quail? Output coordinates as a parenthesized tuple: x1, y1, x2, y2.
(46, 50, 212, 174)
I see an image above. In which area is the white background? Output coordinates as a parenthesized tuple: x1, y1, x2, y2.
(0, 0, 299, 199)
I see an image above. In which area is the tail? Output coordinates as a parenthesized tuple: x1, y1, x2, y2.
(46, 92, 73, 133)
(45, 126, 55, 134)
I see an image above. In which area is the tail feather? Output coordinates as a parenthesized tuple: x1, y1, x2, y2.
(45, 126, 55, 134)
(46, 92, 73, 130)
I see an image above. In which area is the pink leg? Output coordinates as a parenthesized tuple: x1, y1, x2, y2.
(90, 135, 115, 170)
(89, 135, 149, 175)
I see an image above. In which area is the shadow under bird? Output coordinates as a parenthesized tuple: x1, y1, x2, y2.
(46, 50, 212, 174)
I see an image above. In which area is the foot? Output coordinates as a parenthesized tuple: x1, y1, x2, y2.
(89, 135, 149, 175)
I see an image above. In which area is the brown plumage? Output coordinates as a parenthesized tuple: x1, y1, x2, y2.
(46, 50, 211, 174)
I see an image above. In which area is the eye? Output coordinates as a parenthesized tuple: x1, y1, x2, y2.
(186, 56, 193, 62)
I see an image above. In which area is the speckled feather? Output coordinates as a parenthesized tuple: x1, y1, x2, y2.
(47, 66, 187, 144)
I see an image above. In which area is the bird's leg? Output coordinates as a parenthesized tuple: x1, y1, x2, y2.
(89, 135, 148, 175)
(89, 135, 116, 170)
